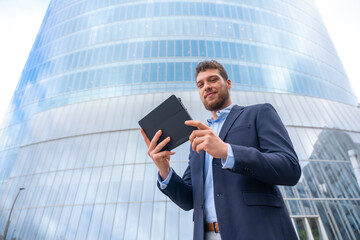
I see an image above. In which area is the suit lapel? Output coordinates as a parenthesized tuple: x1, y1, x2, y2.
(218, 105, 244, 140)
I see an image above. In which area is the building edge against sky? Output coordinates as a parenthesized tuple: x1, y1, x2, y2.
(0, 0, 360, 239)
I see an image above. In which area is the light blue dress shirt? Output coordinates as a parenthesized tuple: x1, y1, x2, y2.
(158, 104, 235, 223)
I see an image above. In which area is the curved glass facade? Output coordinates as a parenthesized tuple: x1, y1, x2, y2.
(0, 0, 359, 239)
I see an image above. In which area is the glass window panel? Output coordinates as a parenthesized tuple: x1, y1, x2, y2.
(118, 165, 134, 202)
(239, 66, 250, 85)
(229, 42, 237, 59)
(168, 2, 175, 15)
(159, 40, 166, 57)
(103, 133, 118, 165)
(150, 63, 158, 82)
(203, 3, 210, 16)
(141, 63, 150, 82)
(19, 208, 36, 239)
(308, 218, 321, 240)
(129, 164, 145, 202)
(151, 41, 159, 58)
(224, 64, 232, 81)
(130, 43, 141, 61)
(179, 207, 193, 239)
(107, 165, 122, 203)
(151, 202, 166, 240)
(175, 62, 183, 81)
(64, 206, 82, 239)
(175, 40, 182, 56)
(210, 3, 217, 16)
(232, 64, 240, 83)
(217, 3, 224, 17)
(26, 208, 45, 239)
(74, 168, 91, 205)
(196, 2, 203, 15)
(43, 206, 61, 239)
(191, 40, 198, 57)
(39, 172, 55, 206)
(111, 203, 128, 240)
(175, 2, 181, 15)
(197, 40, 205, 57)
(141, 164, 156, 201)
(95, 166, 111, 203)
(153, 2, 160, 16)
(86, 204, 104, 240)
(248, 66, 257, 85)
(167, 40, 175, 56)
(167, 62, 174, 81)
(53, 170, 69, 206)
(144, 41, 151, 58)
(214, 41, 221, 58)
(126, 65, 133, 83)
(206, 41, 214, 57)
(113, 131, 129, 165)
(158, 63, 166, 81)
(124, 203, 141, 240)
(136, 202, 152, 240)
(288, 95, 308, 126)
(165, 202, 179, 240)
(183, 2, 190, 15)
(133, 64, 142, 83)
(84, 167, 101, 204)
(184, 62, 192, 82)
(221, 42, 230, 58)
(75, 205, 93, 240)
(183, 40, 191, 56)
(98, 204, 116, 239)
(160, 2, 168, 16)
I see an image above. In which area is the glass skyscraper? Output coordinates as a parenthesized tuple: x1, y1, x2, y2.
(0, 0, 359, 239)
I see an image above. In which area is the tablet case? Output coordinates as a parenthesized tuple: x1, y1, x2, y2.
(138, 95, 197, 151)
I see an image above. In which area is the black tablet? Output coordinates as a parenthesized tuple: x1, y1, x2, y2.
(138, 95, 197, 151)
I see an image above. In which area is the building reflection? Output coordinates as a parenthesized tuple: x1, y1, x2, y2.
(284, 129, 360, 239)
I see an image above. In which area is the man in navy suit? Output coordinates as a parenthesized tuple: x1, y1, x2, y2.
(140, 60, 301, 240)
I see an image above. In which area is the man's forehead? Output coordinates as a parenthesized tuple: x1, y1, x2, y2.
(196, 69, 221, 82)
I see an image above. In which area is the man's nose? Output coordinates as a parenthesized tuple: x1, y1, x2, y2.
(204, 81, 212, 90)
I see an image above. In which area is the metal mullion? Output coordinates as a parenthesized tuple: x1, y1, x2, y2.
(317, 217, 329, 240)
(323, 200, 343, 240)
(304, 218, 314, 240)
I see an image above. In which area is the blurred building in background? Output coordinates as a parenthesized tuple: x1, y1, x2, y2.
(0, 0, 359, 239)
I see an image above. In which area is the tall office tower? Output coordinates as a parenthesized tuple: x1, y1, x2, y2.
(0, 0, 359, 239)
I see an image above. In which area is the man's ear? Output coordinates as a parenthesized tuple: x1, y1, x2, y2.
(227, 79, 232, 90)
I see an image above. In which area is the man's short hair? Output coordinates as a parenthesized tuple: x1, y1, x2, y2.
(195, 60, 229, 81)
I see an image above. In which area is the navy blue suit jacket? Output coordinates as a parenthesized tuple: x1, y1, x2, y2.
(159, 104, 301, 240)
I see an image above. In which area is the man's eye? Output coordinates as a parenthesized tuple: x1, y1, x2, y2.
(210, 78, 217, 82)
(197, 83, 203, 88)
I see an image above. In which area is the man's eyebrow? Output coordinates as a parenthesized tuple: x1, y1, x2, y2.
(207, 75, 219, 79)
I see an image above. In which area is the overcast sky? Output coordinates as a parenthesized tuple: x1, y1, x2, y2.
(0, 0, 359, 125)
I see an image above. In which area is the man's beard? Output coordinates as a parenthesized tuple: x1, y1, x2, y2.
(202, 87, 230, 111)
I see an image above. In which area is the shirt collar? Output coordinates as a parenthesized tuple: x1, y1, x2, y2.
(207, 104, 235, 125)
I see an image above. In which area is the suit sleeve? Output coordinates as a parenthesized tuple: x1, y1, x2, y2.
(157, 157, 194, 211)
(230, 103, 301, 186)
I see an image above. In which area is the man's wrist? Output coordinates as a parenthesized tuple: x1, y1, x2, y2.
(159, 168, 170, 180)
(222, 143, 235, 169)
(158, 168, 174, 189)
(221, 142, 228, 158)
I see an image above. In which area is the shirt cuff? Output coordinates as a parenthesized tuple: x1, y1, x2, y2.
(158, 167, 174, 189)
(221, 143, 235, 169)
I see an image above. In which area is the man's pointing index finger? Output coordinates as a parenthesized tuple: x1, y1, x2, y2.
(185, 120, 210, 130)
